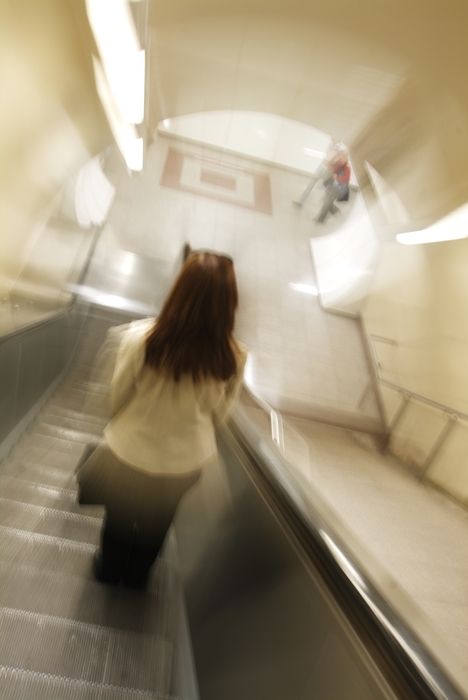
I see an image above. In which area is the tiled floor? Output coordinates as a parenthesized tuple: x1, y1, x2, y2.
(103, 136, 380, 428)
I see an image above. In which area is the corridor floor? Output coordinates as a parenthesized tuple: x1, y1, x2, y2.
(102, 135, 380, 431)
(286, 416, 468, 692)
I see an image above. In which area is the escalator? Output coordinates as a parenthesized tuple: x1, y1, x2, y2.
(0, 302, 466, 700)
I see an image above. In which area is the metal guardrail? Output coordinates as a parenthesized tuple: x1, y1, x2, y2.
(365, 334, 467, 478)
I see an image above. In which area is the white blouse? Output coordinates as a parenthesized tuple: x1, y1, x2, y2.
(104, 318, 247, 475)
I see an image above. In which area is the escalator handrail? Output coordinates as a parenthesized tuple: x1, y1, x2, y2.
(230, 394, 467, 700)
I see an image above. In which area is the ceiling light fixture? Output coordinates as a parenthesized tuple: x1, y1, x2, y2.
(86, 0, 145, 170)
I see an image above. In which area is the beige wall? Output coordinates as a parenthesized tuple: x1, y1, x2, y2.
(362, 237, 468, 415)
(361, 237, 468, 501)
(0, 0, 110, 298)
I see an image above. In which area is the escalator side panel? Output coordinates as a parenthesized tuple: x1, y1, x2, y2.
(174, 427, 397, 700)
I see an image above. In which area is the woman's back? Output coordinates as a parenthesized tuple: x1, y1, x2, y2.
(104, 317, 247, 475)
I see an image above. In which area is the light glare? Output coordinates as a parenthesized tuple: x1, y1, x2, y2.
(290, 283, 318, 296)
(86, 0, 145, 124)
(93, 56, 143, 171)
(397, 202, 468, 245)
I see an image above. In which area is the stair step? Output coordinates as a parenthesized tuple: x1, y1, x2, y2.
(60, 380, 108, 396)
(0, 524, 168, 592)
(0, 310, 180, 699)
(0, 561, 165, 634)
(0, 525, 96, 578)
(0, 608, 173, 694)
(38, 414, 105, 437)
(16, 433, 86, 457)
(1, 460, 78, 489)
(0, 667, 173, 700)
(40, 405, 107, 428)
(0, 475, 102, 516)
(0, 474, 75, 502)
(0, 498, 101, 545)
(66, 367, 93, 382)
(58, 379, 92, 393)
(6, 445, 81, 470)
(29, 424, 99, 445)
(47, 395, 107, 416)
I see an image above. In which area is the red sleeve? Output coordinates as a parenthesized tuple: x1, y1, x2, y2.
(335, 164, 350, 184)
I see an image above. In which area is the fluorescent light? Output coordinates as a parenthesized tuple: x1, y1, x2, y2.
(93, 56, 143, 171)
(86, 0, 145, 124)
(290, 283, 318, 295)
(397, 202, 468, 245)
(124, 137, 143, 172)
(303, 148, 326, 158)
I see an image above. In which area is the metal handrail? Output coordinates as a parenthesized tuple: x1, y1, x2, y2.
(369, 334, 468, 423)
(367, 334, 467, 478)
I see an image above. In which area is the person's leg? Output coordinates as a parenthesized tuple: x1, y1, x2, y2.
(122, 470, 202, 588)
(123, 536, 166, 588)
(294, 175, 318, 205)
(94, 518, 132, 584)
(316, 185, 337, 222)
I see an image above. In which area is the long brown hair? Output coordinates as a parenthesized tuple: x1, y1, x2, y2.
(145, 252, 239, 382)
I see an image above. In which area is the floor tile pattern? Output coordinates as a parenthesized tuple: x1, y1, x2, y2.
(160, 147, 273, 214)
(104, 136, 379, 426)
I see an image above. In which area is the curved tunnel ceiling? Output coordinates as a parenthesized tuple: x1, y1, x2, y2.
(146, 1, 468, 221)
(2, 0, 468, 286)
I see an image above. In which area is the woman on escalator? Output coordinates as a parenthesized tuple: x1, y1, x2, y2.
(77, 251, 247, 588)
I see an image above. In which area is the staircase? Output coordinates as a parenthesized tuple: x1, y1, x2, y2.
(0, 309, 180, 699)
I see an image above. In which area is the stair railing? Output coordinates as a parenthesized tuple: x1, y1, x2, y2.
(366, 334, 468, 480)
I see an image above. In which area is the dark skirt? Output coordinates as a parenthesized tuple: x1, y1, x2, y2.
(76, 442, 201, 547)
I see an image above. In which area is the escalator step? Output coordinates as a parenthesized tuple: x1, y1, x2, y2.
(0, 498, 101, 544)
(15, 434, 85, 457)
(0, 667, 173, 700)
(59, 381, 107, 397)
(37, 414, 104, 436)
(1, 460, 78, 489)
(0, 525, 96, 578)
(40, 404, 107, 423)
(0, 561, 165, 635)
(5, 446, 81, 470)
(47, 396, 107, 416)
(29, 425, 99, 445)
(0, 475, 80, 511)
(0, 608, 173, 694)
(1, 309, 180, 699)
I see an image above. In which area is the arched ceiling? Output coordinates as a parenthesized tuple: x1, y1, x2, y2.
(1, 0, 468, 288)
(147, 0, 468, 220)
(148, 11, 408, 144)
